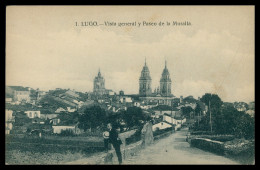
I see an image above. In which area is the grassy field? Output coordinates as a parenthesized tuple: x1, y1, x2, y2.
(5, 150, 89, 165)
(5, 134, 105, 164)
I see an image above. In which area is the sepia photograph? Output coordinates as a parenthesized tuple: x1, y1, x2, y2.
(5, 6, 255, 165)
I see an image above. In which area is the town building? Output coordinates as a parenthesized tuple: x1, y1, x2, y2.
(5, 98, 12, 103)
(246, 110, 255, 118)
(5, 110, 14, 134)
(152, 121, 173, 131)
(25, 111, 41, 119)
(13, 88, 30, 102)
(55, 107, 67, 113)
(52, 123, 81, 134)
(40, 113, 59, 120)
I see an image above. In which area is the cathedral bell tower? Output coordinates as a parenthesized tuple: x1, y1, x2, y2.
(93, 68, 106, 96)
(139, 59, 152, 96)
(160, 60, 172, 97)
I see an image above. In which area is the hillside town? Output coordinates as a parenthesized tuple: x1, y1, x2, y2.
(5, 60, 255, 165)
(5, 60, 255, 136)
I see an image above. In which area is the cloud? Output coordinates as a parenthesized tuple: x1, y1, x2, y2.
(174, 79, 214, 99)
(6, 15, 254, 102)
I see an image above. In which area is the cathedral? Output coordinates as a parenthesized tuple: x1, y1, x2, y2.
(139, 60, 173, 97)
(139, 59, 175, 106)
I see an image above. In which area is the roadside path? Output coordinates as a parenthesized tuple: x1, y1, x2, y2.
(66, 128, 239, 165)
(123, 128, 239, 164)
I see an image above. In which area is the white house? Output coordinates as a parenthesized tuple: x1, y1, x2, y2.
(157, 110, 172, 116)
(79, 101, 85, 107)
(108, 90, 115, 96)
(67, 107, 76, 113)
(134, 102, 141, 107)
(174, 117, 186, 128)
(6, 123, 13, 134)
(5, 110, 14, 134)
(237, 106, 247, 112)
(163, 114, 177, 125)
(5, 98, 12, 103)
(140, 105, 149, 110)
(6, 109, 13, 121)
(246, 110, 255, 117)
(52, 124, 80, 134)
(163, 113, 186, 130)
(119, 97, 133, 103)
(50, 118, 60, 125)
(55, 107, 66, 113)
(152, 122, 172, 131)
(13, 90, 30, 102)
(40, 113, 58, 120)
(25, 111, 41, 119)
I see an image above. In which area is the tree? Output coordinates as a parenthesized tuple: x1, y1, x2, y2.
(181, 106, 193, 118)
(13, 111, 31, 126)
(122, 107, 145, 128)
(200, 93, 223, 132)
(201, 93, 223, 111)
(215, 105, 255, 139)
(78, 106, 107, 131)
(58, 112, 79, 125)
(194, 103, 202, 116)
(192, 103, 255, 139)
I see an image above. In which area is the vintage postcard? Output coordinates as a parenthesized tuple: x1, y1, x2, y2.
(5, 6, 255, 165)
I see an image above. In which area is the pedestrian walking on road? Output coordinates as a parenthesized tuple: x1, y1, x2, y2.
(107, 123, 123, 164)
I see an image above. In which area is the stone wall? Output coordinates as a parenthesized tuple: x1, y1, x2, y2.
(190, 138, 225, 155)
(154, 130, 173, 141)
(105, 140, 143, 164)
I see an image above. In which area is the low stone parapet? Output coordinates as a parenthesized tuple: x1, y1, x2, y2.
(65, 140, 143, 164)
(190, 138, 225, 155)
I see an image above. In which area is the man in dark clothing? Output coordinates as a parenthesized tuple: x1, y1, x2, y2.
(107, 123, 122, 164)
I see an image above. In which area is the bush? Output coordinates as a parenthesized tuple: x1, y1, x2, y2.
(59, 129, 75, 136)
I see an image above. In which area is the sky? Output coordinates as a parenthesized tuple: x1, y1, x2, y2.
(6, 6, 255, 103)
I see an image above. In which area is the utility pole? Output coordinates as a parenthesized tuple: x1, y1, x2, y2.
(198, 110, 200, 126)
(209, 100, 212, 133)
